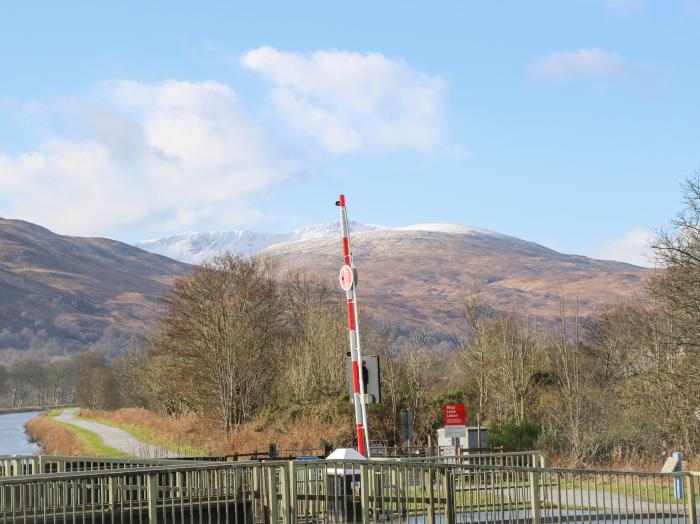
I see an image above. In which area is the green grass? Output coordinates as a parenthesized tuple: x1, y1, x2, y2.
(556, 475, 683, 505)
(79, 416, 205, 457)
(46, 411, 127, 458)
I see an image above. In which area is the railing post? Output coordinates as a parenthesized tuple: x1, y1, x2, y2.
(267, 466, 279, 524)
(360, 462, 370, 524)
(279, 464, 289, 524)
(443, 467, 455, 524)
(146, 473, 159, 523)
(686, 474, 697, 524)
(398, 466, 406, 516)
(529, 470, 541, 524)
(287, 461, 297, 524)
(425, 466, 436, 524)
(108, 476, 116, 509)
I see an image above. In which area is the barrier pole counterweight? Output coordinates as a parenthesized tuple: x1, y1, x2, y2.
(336, 194, 369, 457)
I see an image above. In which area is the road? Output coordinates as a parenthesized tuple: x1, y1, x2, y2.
(55, 408, 182, 458)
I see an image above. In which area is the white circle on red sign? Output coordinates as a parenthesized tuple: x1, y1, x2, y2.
(339, 265, 354, 291)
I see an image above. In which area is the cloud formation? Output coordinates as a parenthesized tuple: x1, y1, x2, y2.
(0, 80, 295, 237)
(241, 47, 446, 154)
(594, 228, 654, 267)
(529, 48, 630, 81)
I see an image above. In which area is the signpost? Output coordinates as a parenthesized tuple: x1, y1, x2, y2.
(339, 265, 354, 291)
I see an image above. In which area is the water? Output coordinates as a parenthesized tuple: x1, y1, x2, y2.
(0, 411, 41, 455)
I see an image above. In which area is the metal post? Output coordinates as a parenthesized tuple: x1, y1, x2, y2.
(267, 466, 279, 524)
(360, 463, 370, 524)
(529, 470, 541, 524)
(108, 477, 116, 509)
(685, 474, 697, 524)
(287, 461, 298, 524)
(444, 467, 455, 524)
(336, 194, 369, 457)
(146, 473, 159, 523)
(426, 467, 436, 524)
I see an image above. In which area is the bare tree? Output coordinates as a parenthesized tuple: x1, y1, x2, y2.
(150, 253, 285, 432)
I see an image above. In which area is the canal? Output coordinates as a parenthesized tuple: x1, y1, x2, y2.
(0, 410, 40, 455)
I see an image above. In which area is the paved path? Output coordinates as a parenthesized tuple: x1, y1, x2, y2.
(55, 408, 182, 458)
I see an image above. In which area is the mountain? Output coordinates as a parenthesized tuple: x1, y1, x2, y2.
(136, 221, 651, 329)
(0, 218, 190, 361)
(136, 222, 386, 264)
(262, 224, 651, 328)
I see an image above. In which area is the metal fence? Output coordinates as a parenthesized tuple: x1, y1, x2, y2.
(1, 454, 698, 523)
(0, 455, 188, 478)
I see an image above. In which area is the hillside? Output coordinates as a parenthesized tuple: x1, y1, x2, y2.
(263, 224, 651, 328)
(0, 218, 190, 361)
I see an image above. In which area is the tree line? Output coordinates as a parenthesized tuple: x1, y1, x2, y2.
(5, 176, 700, 466)
(0, 350, 118, 409)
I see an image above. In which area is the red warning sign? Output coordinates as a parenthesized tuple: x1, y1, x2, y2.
(443, 404, 466, 426)
(339, 265, 354, 291)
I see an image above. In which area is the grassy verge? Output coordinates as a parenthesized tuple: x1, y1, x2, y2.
(25, 412, 126, 457)
(80, 408, 212, 455)
(82, 415, 205, 456)
(51, 419, 127, 458)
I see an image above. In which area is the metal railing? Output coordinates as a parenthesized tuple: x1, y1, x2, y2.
(1, 453, 697, 523)
(0, 455, 189, 478)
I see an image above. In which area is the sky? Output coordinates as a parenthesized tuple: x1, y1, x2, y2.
(1, 1, 699, 267)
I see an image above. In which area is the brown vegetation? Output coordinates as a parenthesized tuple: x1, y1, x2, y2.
(32, 175, 700, 471)
(25, 413, 89, 455)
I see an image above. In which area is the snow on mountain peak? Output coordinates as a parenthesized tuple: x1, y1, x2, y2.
(134, 221, 386, 264)
(402, 223, 502, 236)
(134, 221, 530, 264)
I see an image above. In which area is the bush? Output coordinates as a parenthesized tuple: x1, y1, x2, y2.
(490, 419, 539, 451)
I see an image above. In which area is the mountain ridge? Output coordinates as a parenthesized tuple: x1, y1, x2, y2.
(0, 217, 190, 361)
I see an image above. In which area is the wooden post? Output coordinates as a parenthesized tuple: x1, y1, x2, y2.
(443, 467, 455, 524)
(529, 470, 541, 524)
(686, 475, 697, 524)
(146, 473, 159, 523)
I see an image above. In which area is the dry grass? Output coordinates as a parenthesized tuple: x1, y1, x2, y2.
(81, 408, 212, 454)
(81, 402, 352, 456)
(25, 413, 89, 455)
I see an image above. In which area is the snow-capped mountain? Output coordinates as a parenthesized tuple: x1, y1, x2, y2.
(135, 221, 386, 264)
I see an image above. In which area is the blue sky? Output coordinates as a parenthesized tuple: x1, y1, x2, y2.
(1, 1, 698, 266)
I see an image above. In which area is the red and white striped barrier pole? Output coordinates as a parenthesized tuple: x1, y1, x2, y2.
(336, 194, 369, 457)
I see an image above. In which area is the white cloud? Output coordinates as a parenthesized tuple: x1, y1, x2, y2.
(529, 49, 630, 81)
(594, 228, 654, 267)
(0, 80, 296, 237)
(241, 47, 448, 154)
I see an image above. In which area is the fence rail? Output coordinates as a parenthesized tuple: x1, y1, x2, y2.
(0, 452, 696, 523)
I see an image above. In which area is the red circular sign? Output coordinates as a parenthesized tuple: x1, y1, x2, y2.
(339, 265, 354, 291)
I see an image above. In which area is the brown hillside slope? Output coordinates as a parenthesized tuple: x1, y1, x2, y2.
(0, 218, 190, 360)
(265, 227, 651, 329)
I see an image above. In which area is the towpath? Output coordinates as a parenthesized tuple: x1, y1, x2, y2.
(55, 408, 182, 459)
